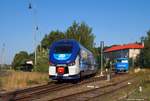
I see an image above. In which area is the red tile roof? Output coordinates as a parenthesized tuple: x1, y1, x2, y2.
(104, 43, 144, 52)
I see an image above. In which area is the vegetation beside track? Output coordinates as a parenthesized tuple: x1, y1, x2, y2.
(91, 69, 150, 101)
(0, 70, 49, 91)
(119, 69, 150, 101)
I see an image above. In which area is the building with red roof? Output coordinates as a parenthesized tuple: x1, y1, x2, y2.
(104, 43, 144, 60)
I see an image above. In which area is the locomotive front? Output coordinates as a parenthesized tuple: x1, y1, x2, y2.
(49, 39, 80, 80)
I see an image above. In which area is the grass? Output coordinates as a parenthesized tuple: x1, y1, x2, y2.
(118, 83, 150, 101)
(0, 78, 2, 88)
(91, 69, 150, 101)
(0, 70, 49, 91)
(118, 69, 150, 101)
(125, 79, 150, 100)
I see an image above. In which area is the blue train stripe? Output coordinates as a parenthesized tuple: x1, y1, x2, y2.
(49, 39, 80, 64)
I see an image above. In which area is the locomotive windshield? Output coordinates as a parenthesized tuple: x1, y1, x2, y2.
(116, 59, 128, 63)
(54, 45, 73, 54)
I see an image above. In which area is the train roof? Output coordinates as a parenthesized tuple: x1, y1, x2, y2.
(115, 58, 128, 60)
(49, 39, 93, 64)
(50, 39, 92, 53)
(52, 39, 78, 44)
(49, 39, 80, 64)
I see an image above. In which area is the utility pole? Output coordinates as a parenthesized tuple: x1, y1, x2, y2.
(1, 43, 6, 69)
(140, 37, 144, 68)
(132, 53, 135, 68)
(28, 1, 38, 68)
(100, 41, 104, 76)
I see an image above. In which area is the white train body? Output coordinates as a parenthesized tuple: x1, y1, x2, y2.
(49, 39, 97, 80)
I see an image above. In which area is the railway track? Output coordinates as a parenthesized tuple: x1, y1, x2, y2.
(0, 80, 78, 101)
(49, 75, 137, 101)
(0, 74, 106, 101)
(0, 73, 126, 101)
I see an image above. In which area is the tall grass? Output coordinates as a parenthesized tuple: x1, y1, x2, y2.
(1, 70, 49, 91)
(0, 78, 2, 88)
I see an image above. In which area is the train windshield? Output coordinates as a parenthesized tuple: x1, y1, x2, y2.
(54, 45, 72, 54)
(116, 58, 128, 63)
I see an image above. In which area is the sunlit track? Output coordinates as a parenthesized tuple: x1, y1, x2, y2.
(0, 81, 64, 100)
(0, 82, 70, 101)
(49, 75, 136, 101)
(0, 73, 127, 101)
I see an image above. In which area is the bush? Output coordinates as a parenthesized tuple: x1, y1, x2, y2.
(36, 64, 49, 72)
(35, 56, 49, 72)
(0, 78, 2, 88)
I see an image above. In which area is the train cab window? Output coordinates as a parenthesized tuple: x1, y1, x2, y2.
(122, 60, 128, 63)
(54, 45, 72, 54)
(116, 59, 128, 63)
(117, 60, 122, 63)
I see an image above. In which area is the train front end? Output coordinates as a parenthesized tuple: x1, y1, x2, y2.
(49, 39, 80, 80)
(114, 58, 129, 73)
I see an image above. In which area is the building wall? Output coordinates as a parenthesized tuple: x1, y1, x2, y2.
(129, 49, 141, 59)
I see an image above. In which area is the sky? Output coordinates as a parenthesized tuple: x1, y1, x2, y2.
(0, 0, 150, 64)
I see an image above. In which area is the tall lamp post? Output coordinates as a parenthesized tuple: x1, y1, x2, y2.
(100, 41, 104, 76)
(28, 2, 38, 68)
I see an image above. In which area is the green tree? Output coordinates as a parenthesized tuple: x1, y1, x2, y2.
(41, 30, 65, 49)
(143, 30, 150, 67)
(34, 47, 49, 72)
(66, 21, 95, 51)
(41, 21, 95, 52)
(12, 51, 29, 70)
(36, 55, 49, 72)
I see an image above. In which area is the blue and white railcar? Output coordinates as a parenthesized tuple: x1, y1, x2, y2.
(114, 58, 129, 73)
(49, 39, 97, 80)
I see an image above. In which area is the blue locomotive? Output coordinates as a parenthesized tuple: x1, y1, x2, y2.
(114, 58, 129, 73)
(49, 39, 97, 81)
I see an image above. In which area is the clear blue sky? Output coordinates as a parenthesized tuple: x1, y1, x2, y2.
(0, 0, 150, 64)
